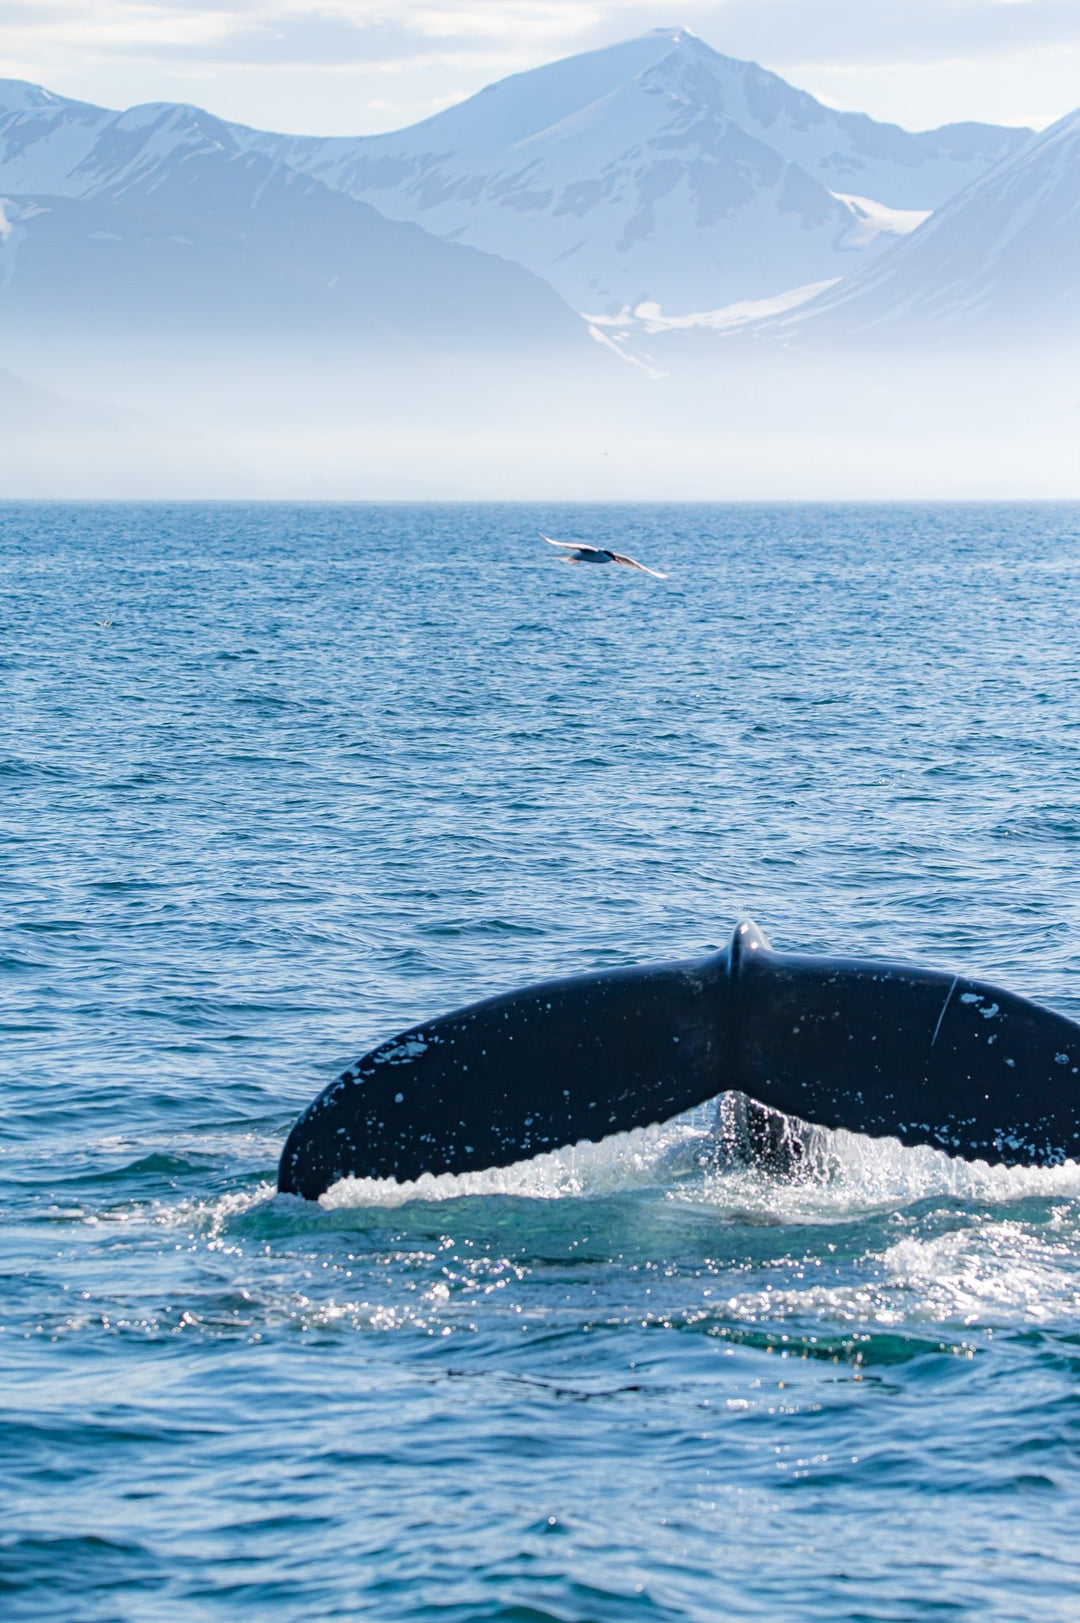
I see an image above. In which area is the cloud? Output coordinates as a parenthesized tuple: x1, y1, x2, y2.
(8, 0, 1078, 69)
(0, 1, 602, 66)
(660, 0, 1080, 67)
(1, 0, 1078, 131)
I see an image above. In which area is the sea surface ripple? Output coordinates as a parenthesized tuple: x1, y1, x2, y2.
(4, 501, 1080, 1621)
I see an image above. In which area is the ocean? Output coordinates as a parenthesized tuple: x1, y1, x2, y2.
(4, 500, 1080, 1620)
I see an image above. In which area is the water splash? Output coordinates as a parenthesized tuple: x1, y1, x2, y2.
(319, 1110, 714, 1209)
(318, 1092, 1080, 1218)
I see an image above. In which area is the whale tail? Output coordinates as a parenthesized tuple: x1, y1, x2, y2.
(278, 919, 1080, 1200)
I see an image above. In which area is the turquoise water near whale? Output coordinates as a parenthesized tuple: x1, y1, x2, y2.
(5, 500, 1080, 1620)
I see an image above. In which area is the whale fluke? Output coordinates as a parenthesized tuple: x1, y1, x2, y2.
(278, 920, 1080, 1200)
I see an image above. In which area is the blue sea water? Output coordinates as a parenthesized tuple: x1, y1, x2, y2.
(5, 500, 1080, 1621)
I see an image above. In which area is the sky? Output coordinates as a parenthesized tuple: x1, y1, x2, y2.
(2, 0, 1079, 137)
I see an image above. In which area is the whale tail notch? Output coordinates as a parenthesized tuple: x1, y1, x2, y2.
(278, 920, 1080, 1200)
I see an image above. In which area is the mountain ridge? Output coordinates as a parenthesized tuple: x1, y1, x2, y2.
(0, 30, 1032, 321)
(236, 27, 1031, 312)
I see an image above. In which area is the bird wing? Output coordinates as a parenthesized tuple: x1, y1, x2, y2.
(540, 533, 605, 557)
(607, 549, 669, 579)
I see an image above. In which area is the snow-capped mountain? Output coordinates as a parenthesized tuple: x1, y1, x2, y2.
(240, 28, 1029, 314)
(0, 32, 1032, 340)
(754, 105, 1080, 346)
(0, 89, 591, 361)
(0, 21, 1068, 494)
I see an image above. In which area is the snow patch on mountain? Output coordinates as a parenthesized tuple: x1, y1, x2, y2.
(590, 278, 838, 335)
(832, 193, 932, 248)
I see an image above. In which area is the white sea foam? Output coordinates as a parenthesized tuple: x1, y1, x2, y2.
(319, 1099, 1080, 1216)
(319, 1112, 713, 1209)
(880, 1221, 1080, 1324)
(695, 1124, 1080, 1225)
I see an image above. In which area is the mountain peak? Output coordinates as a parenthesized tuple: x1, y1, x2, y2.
(116, 100, 230, 136)
(639, 26, 721, 68)
(644, 26, 701, 44)
(0, 79, 69, 114)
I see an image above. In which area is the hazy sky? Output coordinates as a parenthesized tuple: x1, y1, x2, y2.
(4, 0, 1079, 136)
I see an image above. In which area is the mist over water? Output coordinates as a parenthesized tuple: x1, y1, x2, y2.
(5, 500, 1080, 1620)
(3, 341, 1078, 501)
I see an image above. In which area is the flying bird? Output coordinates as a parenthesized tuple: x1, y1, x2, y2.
(540, 533, 668, 579)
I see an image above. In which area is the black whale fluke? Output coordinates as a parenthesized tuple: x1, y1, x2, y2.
(278, 920, 1080, 1200)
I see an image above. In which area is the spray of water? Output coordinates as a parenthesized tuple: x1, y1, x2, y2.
(317, 1091, 1080, 1218)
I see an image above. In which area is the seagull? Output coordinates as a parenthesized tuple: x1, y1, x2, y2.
(540, 533, 668, 579)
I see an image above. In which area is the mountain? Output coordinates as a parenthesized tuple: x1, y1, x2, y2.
(0, 89, 592, 366)
(0, 39, 1069, 499)
(0, 35, 1033, 337)
(239, 28, 1030, 315)
(752, 105, 1080, 348)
